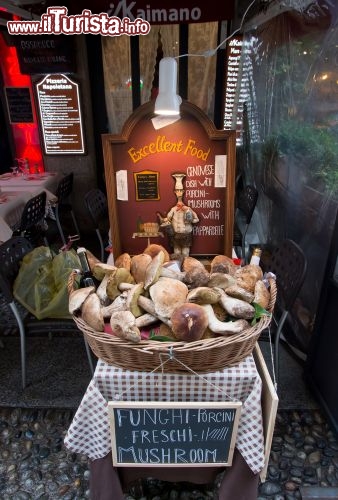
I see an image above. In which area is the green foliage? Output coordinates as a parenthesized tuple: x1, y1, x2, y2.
(251, 303, 271, 326)
(264, 120, 338, 196)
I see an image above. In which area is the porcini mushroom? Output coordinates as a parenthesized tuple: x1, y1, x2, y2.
(81, 293, 105, 331)
(210, 255, 238, 276)
(125, 282, 145, 318)
(92, 262, 116, 282)
(115, 252, 132, 271)
(182, 256, 210, 288)
(186, 286, 221, 305)
(170, 303, 209, 342)
(149, 277, 188, 319)
(106, 268, 135, 300)
(201, 304, 249, 335)
(217, 288, 255, 319)
(144, 250, 165, 290)
(130, 253, 152, 283)
(69, 286, 96, 315)
(110, 311, 141, 343)
(101, 290, 128, 318)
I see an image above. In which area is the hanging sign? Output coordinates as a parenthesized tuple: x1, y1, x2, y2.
(68, 0, 235, 24)
(36, 74, 85, 155)
(108, 401, 242, 467)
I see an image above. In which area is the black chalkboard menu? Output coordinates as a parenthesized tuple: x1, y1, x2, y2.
(134, 170, 160, 201)
(108, 401, 241, 467)
(5, 87, 34, 124)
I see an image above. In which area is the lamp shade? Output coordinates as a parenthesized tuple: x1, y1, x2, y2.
(154, 57, 182, 116)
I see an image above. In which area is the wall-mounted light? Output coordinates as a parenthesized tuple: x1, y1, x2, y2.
(154, 57, 182, 116)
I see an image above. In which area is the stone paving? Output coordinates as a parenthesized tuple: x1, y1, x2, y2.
(0, 406, 338, 499)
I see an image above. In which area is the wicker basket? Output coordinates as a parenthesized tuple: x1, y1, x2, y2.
(68, 272, 276, 373)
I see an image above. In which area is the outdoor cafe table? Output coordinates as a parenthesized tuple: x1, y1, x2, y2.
(0, 172, 59, 243)
(64, 354, 266, 499)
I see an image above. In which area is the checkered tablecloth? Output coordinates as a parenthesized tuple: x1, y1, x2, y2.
(64, 355, 265, 474)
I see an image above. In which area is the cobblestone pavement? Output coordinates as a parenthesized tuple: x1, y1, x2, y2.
(0, 407, 338, 499)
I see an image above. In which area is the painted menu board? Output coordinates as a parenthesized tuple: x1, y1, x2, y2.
(103, 100, 236, 257)
(36, 74, 85, 154)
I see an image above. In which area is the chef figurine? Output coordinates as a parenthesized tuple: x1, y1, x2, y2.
(158, 173, 199, 257)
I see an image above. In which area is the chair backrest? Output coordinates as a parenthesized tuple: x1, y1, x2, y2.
(236, 184, 258, 225)
(264, 239, 307, 312)
(0, 236, 33, 301)
(56, 173, 74, 203)
(84, 188, 108, 227)
(18, 191, 47, 232)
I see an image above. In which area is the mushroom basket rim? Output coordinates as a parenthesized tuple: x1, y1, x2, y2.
(68, 273, 277, 373)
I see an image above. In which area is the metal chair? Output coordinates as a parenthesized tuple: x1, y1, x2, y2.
(84, 188, 110, 262)
(53, 173, 81, 245)
(0, 236, 94, 389)
(233, 184, 258, 263)
(260, 238, 307, 386)
(13, 191, 49, 247)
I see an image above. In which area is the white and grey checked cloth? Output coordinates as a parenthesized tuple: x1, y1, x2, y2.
(64, 355, 265, 474)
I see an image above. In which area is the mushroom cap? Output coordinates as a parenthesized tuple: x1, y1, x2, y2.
(110, 310, 141, 343)
(149, 277, 188, 318)
(235, 264, 263, 282)
(254, 280, 270, 309)
(224, 285, 254, 303)
(182, 257, 210, 288)
(130, 253, 152, 283)
(171, 303, 209, 342)
(144, 250, 165, 290)
(115, 252, 132, 271)
(69, 286, 95, 314)
(92, 263, 116, 281)
(143, 243, 170, 262)
(106, 267, 135, 300)
(207, 273, 237, 289)
(187, 287, 221, 305)
(210, 255, 238, 275)
(81, 293, 105, 331)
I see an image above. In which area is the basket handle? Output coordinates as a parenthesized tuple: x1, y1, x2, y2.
(67, 269, 79, 296)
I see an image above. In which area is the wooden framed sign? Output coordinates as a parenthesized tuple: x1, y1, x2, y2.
(108, 401, 242, 467)
(102, 100, 236, 257)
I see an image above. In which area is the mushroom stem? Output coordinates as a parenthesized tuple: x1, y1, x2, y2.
(217, 288, 255, 319)
(201, 304, 249, 334)
(110, 311, 141, 343)
(101, 291, 128, 318)
(160, 267, 186, 281)
(135, 313, 159, 328)
(137, 295, 172, 326)
(96, 274, 111, 306)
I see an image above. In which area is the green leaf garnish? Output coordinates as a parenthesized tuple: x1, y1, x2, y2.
(251, 302, 271, 326)
(149, 330, 177, 342)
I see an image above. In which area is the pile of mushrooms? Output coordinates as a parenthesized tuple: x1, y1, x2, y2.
(69, 244, 271, 344)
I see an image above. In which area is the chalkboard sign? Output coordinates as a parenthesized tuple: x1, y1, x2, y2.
(5, 87, 34, 124)
(108, 401, 241, 467)
(134, 170, 160, 201)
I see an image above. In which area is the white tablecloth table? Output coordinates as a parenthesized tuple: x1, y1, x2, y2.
(64, 355, 265, 475)
(0, 172, 60, 243)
